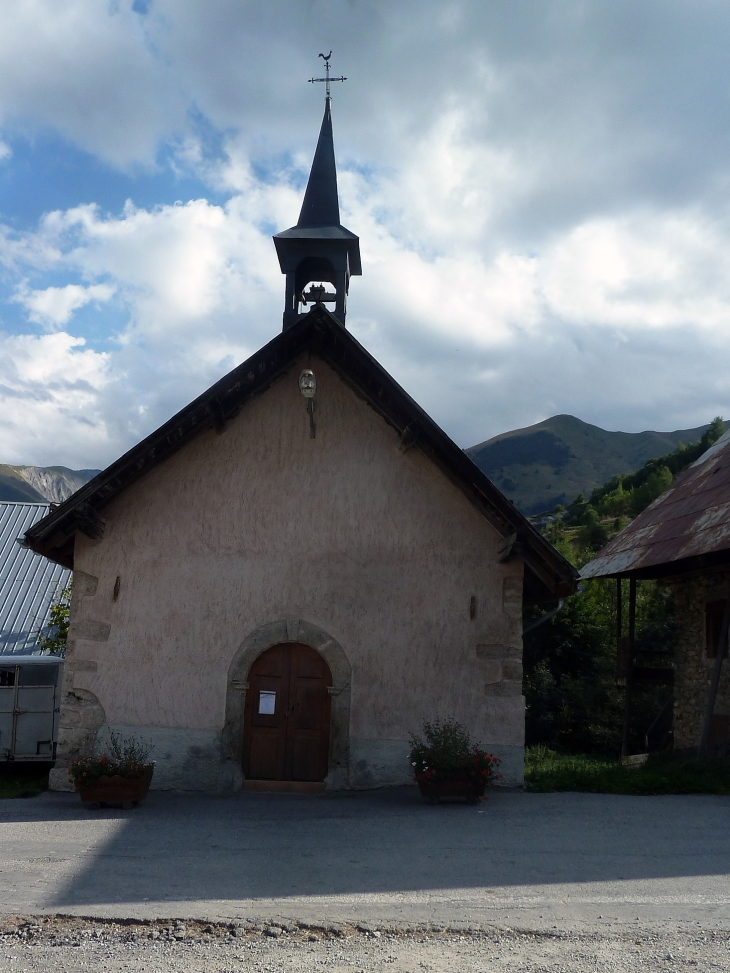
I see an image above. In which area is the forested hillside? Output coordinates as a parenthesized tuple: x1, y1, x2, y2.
(550, 416, 726, 556)
(467, 414, 709, 515)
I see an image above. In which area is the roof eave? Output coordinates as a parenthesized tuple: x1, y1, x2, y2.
(273, 227, 362, 276)
(581, 545, 730, 582)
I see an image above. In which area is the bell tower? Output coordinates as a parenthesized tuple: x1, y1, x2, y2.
(273, 55, 361, 330)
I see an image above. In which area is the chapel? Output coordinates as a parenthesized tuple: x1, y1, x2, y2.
(25, 76, 576, 793)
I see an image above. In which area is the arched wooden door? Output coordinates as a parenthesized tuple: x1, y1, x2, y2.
(243, 643, 332, 782)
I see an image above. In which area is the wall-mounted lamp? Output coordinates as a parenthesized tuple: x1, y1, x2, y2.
(299, 369, 316, 438)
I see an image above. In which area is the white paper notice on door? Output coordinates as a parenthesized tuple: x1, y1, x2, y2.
(258, 690, 276, 715)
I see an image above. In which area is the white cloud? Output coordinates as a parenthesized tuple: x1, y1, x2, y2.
(0, 332, 109, 466)
(0, 0, 179, 166)
(538, 213, 730, 332)
(15, 282, 115, 327)
(5, 169, 730, 468)
(35, 195, 282, 348)
(1, 2, 730, 466)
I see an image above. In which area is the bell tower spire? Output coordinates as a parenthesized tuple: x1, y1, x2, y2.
(297, 97, 340, 228)
(273, 54, 361, 331)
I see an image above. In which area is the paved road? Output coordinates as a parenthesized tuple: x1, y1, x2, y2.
(1, 787, 729, 936)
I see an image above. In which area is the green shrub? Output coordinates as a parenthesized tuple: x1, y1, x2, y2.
(37, 584, 71, 657)
(69, 731, 154, 789)
(525, 745, 730, 795)
(409, 719, 501, 785)
(0, 769, 49, 799)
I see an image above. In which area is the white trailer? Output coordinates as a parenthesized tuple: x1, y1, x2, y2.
(0, 655, 63, 761)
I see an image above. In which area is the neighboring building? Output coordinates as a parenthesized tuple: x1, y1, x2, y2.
(582, 430, 730, 752)
(0, 502, 70, 655)
(24, 87, 576, 794)
(0, 655, 64, 761)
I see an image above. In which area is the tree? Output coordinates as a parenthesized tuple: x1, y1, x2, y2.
(578, 507, 609, 551)
(524, 577, 675, 755)
(37, 585, 71, 657)
(628, 465, 673, 517)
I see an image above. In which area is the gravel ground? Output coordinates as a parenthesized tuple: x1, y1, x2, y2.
(0, 915, 728, 972)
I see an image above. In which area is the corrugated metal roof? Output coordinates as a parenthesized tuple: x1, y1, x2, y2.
(582, 429, 730, 580)
(0, 502, 71, 655)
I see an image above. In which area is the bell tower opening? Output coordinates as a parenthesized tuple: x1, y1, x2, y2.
(294, 257, 340, 315)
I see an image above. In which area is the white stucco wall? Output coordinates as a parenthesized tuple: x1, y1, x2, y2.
(52, 354, 525, 792)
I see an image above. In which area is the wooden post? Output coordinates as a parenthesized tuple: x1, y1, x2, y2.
(621, 576, 636, 759)
(698, 589, 730, 754)
(616, 577, 623, 685)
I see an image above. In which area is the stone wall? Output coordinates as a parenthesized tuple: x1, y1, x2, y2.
(671, 571, 730, 750)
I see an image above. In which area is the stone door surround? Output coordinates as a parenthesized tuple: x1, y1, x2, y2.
(223, 620, 352, 790)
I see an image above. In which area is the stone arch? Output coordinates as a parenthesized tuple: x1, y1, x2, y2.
(48, 687, 106, 792)
(222, 619, 352, 790)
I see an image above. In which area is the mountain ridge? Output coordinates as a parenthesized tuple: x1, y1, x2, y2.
(466, 414, 710, 515)
(0, 465, 101, 504)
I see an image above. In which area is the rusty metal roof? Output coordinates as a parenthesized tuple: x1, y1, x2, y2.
(0, 502, 70, 654)
(581, 429, 730, 580)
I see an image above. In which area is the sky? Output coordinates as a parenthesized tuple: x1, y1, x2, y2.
(1, 0, 730, 469)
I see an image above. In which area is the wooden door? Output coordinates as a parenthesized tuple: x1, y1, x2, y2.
(243, 644, 332, 781)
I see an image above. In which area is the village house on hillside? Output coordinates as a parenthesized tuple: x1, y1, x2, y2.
(582, 430, 730, 754)
(24, 86, 576, 794)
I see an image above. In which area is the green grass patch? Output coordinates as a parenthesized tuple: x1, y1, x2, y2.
(0, 764, 51, 799)
(525, 744, 730, 795)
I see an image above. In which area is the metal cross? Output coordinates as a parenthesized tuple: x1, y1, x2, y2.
(309, 52, 346, 98)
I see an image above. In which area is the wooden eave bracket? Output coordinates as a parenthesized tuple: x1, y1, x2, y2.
(208, 397, 227, 433)
(497, 532, 523, 562)
(496, 528, 571, 598)
(75, 503, 106, 541)
(399, 422, 420, 452)
(39, 504, 103, 548)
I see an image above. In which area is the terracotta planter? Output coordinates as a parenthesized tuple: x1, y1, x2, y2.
(79, 766, 154, 808)
(417, 777, 485, 805)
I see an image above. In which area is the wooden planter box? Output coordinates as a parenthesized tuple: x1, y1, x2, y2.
(417, 777, 485, 805)
(79, 766, 154, 808)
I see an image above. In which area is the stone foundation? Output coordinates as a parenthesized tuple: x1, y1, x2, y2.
(52, 723, 524, 793)
(671, 572, 730, 749)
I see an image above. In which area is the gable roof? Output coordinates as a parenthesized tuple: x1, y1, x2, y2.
(1, 502, 70, 655)
(582, 429, 730, 581)
(23, 306, 576, 603)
